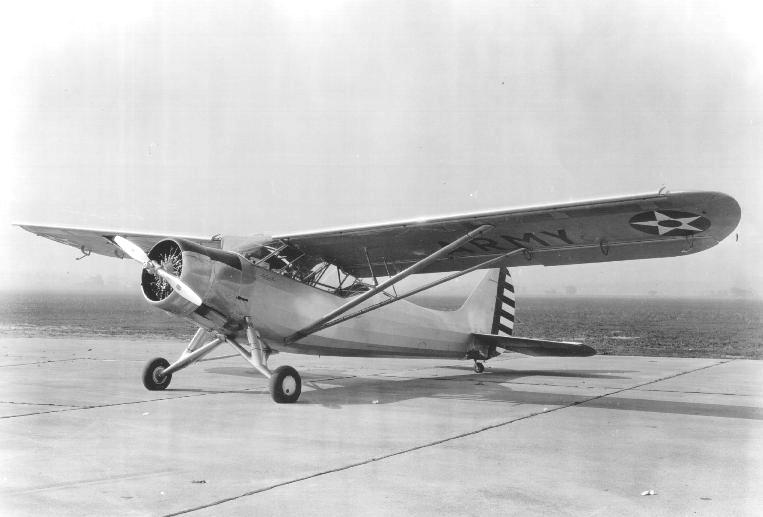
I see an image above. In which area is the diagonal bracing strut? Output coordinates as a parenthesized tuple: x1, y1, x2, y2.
(306, 247, 525, 335)
(284, 224, 494, 344)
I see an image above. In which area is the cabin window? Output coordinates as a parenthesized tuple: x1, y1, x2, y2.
(243, 241, 374, 297)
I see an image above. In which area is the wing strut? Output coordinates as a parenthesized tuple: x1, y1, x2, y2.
(284, 224, 494, 344)
(289, 247, 526, 340)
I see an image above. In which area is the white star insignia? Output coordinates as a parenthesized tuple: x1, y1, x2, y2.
(632, 211, 704, 235)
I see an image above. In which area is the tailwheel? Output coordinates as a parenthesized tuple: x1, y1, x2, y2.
(143, 357, 172, 390)
(269, 365, 301, 403)
(474, 362, 485, 374)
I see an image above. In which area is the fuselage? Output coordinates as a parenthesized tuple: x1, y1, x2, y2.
(241, 267, 474, 359)
(141, 239, 484, 359)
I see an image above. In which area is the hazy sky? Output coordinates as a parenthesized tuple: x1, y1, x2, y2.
(1, 0, 761, 297)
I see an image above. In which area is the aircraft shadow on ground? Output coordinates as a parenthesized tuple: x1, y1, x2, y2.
(442, 365, 634, 379)
(203, 365, 630, 406)
(201, 365, 763, 420)
(300, 370, 629, 408)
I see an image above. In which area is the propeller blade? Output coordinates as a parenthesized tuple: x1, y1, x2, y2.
(113, 236, 150, 264)
(155, 269, 203, 306)
(114, 235, 203, 306)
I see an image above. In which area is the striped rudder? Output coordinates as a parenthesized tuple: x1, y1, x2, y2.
(490, 267, 515, 336)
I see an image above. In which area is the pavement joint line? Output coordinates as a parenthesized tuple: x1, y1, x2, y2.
(412, 377, 627, 391)
(563, 359, 732, 408)
(635, 388, 752, 396)
(0, 357, 97, 368)
(502, 381, 624, 390)
(0, 400, 82, 408)
(165, 358, 732, 516)
(5, 468, 178, 496)
(426, 376, 616, 388)
(471, 377, 626, 389)
(0, 387, 267, 420)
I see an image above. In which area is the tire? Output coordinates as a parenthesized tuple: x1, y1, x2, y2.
(269, 365, 301, 403)
(143, 357, 172, 390)
(474, 362, 485, 374)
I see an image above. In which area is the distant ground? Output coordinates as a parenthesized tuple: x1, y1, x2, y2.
(0, 292, 761, 359)
(414, 294, 762, 359)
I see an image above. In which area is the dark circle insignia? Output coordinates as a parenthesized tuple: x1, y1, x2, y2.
(629, 210, 711, 236)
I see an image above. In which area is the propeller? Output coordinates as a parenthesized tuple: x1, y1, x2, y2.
(113, 236, 203, 306)
(114, 235, 150, 263)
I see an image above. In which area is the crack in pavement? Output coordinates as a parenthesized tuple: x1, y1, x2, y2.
(164, 359, 731, 516)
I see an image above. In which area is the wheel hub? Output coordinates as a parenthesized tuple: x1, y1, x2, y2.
(153, 367, 165, 384)
(282, 376, 297, 395)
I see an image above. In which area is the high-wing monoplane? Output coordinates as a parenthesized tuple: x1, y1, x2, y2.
(17, 190, 740, 402)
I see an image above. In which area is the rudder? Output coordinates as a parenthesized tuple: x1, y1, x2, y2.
(490, 268, 515, 336)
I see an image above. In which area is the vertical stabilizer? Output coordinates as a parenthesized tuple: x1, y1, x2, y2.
(457, 267, 515, 334)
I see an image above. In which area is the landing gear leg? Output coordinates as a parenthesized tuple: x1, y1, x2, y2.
(227, 317, 301, 403)
(474, 361, 485, 374)
(142, 328, 224, 391)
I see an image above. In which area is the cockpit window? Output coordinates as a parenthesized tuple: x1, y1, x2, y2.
(243, 240, 375, 297)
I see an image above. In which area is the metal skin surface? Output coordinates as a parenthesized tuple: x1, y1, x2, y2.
(151, 242, 493, 359)
(247, 266, 492, 358)
(144, 243, 250, 333)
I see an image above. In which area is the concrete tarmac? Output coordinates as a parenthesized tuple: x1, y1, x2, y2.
(0, 337, 761, 516)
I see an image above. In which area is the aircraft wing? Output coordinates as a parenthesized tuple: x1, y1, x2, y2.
(275, 191, 740, 277)
(15, 224, 220, 259)
(471, 333, 596, 357)
(17, 191, 740, 275)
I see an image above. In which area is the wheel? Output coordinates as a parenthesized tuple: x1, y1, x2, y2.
(474, 362, 485, 374)
(269, 365, 301, 403)
(143, 357, 172, 390)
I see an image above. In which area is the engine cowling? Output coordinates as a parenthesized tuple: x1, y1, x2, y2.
(141, 238, 251, 332)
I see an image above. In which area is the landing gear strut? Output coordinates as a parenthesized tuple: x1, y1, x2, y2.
(229, 317, 302, 404)
(141, 328, 225, 391)
(141, 322, 303, 403)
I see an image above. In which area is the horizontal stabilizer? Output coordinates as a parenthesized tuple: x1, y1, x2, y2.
(471, 333, 596, 357)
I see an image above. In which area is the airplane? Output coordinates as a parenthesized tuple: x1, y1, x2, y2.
(16, 190, 741, 403)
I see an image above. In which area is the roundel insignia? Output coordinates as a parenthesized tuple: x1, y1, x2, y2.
(629, 210, 711, 236)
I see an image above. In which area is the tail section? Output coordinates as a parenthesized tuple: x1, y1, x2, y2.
(460, 267, 597, 359)
(457, 267, 516, 334)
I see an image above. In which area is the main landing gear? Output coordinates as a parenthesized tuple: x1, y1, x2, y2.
(269, 365, 301, 403)
(143, 357, 171, 390)
(473, 361, 485, 374)
(140, 319, 302, 404)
